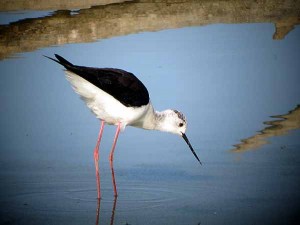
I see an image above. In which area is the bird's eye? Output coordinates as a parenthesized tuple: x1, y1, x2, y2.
(179, 123, 184, 127)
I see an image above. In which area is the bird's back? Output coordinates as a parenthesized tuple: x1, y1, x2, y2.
(47, 54, 150, 107)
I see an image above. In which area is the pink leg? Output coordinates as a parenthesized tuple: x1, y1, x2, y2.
(94, 121, 105, 199)
(109, 123, 121, 197)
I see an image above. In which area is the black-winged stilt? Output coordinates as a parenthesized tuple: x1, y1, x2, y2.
(45, 54, 201, 198)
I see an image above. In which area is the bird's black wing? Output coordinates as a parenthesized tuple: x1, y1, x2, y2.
(46, 54, 150, 107)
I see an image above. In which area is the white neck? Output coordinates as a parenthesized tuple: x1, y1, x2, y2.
(134, 104, 171, 132)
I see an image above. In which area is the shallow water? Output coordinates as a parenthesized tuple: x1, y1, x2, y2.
(1, 6, 300, 225)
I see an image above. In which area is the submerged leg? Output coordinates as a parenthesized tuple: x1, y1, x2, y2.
(94, 120, 105, 199)
(109, 123, 121, 197)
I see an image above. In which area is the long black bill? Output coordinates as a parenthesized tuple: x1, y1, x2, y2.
(182, 133, 202, 165)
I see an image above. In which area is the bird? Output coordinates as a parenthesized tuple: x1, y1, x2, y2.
(45, 54, 201, 198)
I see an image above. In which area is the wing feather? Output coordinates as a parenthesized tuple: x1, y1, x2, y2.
(47, 54, 150, 107)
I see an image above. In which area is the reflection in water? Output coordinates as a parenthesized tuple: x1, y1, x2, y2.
(110, 197, 117, 225)
(0, 0, 130, 11)
(95, 198, 101, 225)
(0, 0, 299, 59)
(232, 105, 300, 152)
(95, 197, 118, 225)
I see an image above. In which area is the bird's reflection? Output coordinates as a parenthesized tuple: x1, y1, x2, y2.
(110, 197, 117, 225)
(95, 197, 118, 225)
(95, 198, 101, 225)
